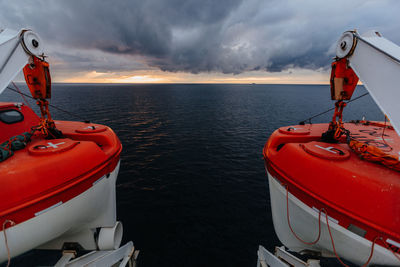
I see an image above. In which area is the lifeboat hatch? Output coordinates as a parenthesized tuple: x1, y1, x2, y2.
(28, 139, 79, 155)
(301, 141, 350, 160)
(0, 109, 24, 124)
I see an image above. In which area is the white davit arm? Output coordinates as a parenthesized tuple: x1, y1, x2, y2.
(335, 30, 400, 135)
(0, 28, 44, 95)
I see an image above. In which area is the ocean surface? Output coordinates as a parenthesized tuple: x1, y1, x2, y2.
(1, 84, 383, 266)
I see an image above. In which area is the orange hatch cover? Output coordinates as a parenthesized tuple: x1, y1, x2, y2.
(301, 141, 350, 160)
(28, 138, 79, 155)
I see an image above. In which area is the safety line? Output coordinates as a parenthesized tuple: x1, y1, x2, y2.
(299, 92, 369, 125)
(6, 86, 89, 122)
(285, 184, 322, 245)
(12, 82, 31, 109)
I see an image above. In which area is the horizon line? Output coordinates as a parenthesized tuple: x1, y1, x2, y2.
(13, 81, 331, 85)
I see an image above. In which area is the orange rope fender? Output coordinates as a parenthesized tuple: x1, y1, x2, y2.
(348, 139, 400, 171)
(359, 120, 394, 130)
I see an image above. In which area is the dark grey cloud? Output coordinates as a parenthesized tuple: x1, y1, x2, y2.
(1, 0, 400, 75)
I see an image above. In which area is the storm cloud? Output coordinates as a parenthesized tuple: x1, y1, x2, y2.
(1, 0, 399, 75)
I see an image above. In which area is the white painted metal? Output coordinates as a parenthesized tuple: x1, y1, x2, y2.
(257, 245, 320, 267)
(336, 30, 400, 135)
(268, 173, 400, 266)
(20, 30, 44, 56)
(0, 161, 121, 263)
(0, 29, 44, 96)
(274, 246, 320, 267)
(98, 221, 123, 250)
(63, 241, 135, 267)
(257, 245, 288, 267)
(54, 252, 75, 267)
(0, 29, 29, 95)
(336, 31, 356, 58)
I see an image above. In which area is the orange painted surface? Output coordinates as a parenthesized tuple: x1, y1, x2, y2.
(0, 103, 121, 227)
(264, 122, 400, 248)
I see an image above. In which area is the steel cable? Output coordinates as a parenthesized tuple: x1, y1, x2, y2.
(299, 92, 370, 125)
(6, 86, 90, 123)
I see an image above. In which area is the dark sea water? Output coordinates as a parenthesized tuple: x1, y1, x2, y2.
(1, 84, 383, 266)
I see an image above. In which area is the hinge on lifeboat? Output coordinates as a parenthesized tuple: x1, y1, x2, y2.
(23, 55, 62, 139)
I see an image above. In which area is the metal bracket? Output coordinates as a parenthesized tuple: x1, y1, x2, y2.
(54, 241, 138, 267)
(257, 245, 320, 267)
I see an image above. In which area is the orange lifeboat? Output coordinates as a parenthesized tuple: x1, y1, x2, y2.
(263, 30, 400, 266)
(264, 121, 400, 265)
(0, 102, 123, 262)
(0, 29, 131, 265)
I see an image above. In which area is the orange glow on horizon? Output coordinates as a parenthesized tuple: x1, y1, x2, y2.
(59, 69, 331, 84)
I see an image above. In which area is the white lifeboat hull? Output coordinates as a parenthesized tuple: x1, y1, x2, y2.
(0, 162, 120, 262)
(268, 172, 400, 266)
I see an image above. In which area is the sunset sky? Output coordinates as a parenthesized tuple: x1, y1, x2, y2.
(1, 0, 399, 84)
